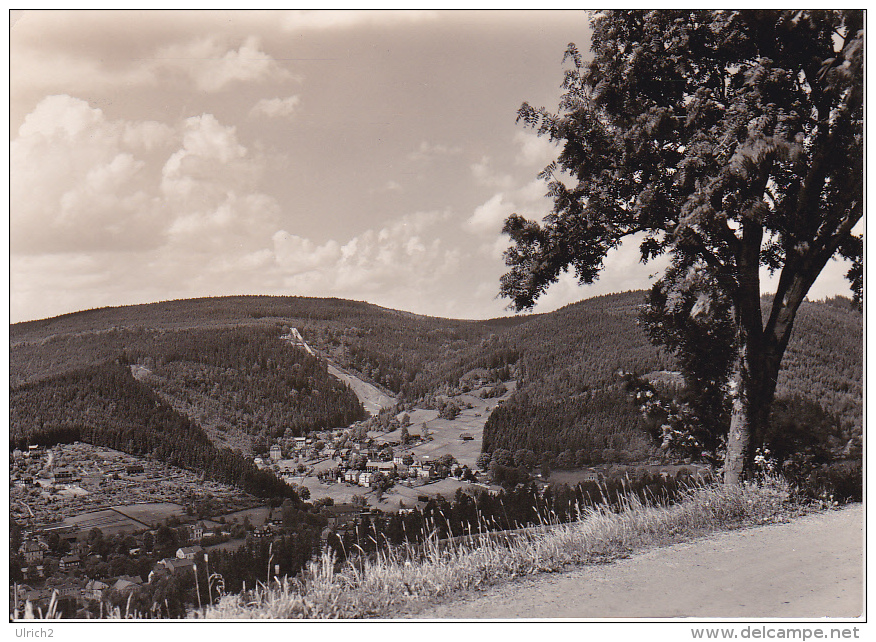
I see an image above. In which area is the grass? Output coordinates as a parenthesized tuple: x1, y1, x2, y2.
(196, 476, 799, 619)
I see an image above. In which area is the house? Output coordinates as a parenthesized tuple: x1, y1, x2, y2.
(344, 470, 360, 484)
(412, 465, 434, 479)
(21, 540, 44, 564)
(580, 469, 601, 483)
(83, 579, 109, 601)
(294, 437, 307, 448)
(393, 455, 406, 465)
(51, 581, 83, 600)
(358, 471, 373, 486)
(110, 575, 142, 594)
(53, 468, 75, 482)
(375, 461, 395, 474)
(74, 537, 91, 557)
(269, 509, 284, 526)
(59, 554, 81, 571)
(149, 558, 194, 582)
(176, 545, 204, 560)
(160, 558, 196, 573)
(175, 525, 194, 544)
(323, 503, 360, 529)
(252, 525, 273, 540)
(270, 444, 282, 461)
(253, 457, 265, 469)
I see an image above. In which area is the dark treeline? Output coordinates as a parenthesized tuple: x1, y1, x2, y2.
(120, 326, 366, 438)
(483, 388, 656, 460)
(9, 363, 297, 499)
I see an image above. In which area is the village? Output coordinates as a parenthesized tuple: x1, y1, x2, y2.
(9, 370, 511, 615)
(10, 359, 709, 617)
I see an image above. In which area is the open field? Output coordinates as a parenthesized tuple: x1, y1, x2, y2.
(112, 502, 184, 528)
(220, 506, 271, 526)
(374, 383, 517, 470)
(381, 478, 479, 507)
(277, 375, 514, 508)
(63, 508, 149, 536)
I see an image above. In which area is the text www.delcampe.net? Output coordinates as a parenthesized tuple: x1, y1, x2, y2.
(691, 627, 861, 640)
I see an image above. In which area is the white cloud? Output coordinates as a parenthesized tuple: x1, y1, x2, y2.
(282, 10, 436, 31)
(470, 155, 514, 190)
(268, 210, 460, 308)
(408, 140, 462, 162)
(11, 95, 169, 254)
(514, 130, 560, 167)
(272, 232, 341, 272)
(153, 36, 295, 92)
(12, 47, 158, 98)
(249, 95, 301, 118)
(468, 193, 515, 235)
(12, 96, 283, 280)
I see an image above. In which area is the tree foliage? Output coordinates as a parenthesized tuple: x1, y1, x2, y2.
(502, 10, 863, 481)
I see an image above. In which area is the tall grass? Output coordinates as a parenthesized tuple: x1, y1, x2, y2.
(199, 477, 794, 619)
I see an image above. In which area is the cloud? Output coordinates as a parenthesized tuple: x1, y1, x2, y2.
(12, 23, 297, 102)
(470, 155, 514, 190)
(368, 180, 404, 195)
(408, 140, 462, 162)
(11, 95, 173, 254)
(159, 115, 281, 255)
(272, 232, 341, 273)
(153, 36, 296, 92)
(12, 95, 282, 271)
(249, 95, 301, 118)
(468, 193, 515, 235)
(268, 210, 461, 308)
(514, 130, 560, 167)
(282, 10, 436, 31)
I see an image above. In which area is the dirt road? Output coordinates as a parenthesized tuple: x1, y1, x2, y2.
(417, 504, 864, 619)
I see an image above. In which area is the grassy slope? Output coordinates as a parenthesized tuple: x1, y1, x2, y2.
(199, 478, 798, 619)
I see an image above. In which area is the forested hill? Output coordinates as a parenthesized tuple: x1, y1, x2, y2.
(10, 292, 862, 468)
(482, 292, 862, 463)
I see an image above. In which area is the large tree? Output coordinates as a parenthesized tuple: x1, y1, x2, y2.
(501, 10, 863, 483)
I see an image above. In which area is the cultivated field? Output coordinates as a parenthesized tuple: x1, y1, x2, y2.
(111, 502, 185, 528)
(62, 508, 148, 536)
(221, 506, 271, 526)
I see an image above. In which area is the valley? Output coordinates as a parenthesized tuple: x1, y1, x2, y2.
(8, 292, 862, 618)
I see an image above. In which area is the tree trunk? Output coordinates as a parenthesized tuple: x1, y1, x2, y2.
(723, 314, 785, 485)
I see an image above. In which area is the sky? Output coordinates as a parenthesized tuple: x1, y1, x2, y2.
(8, 9, 860, 324)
